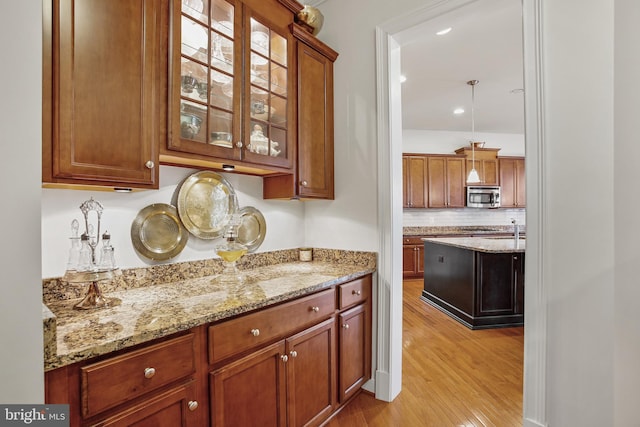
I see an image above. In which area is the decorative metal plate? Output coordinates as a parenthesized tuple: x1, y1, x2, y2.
(177, 171, 237, 239)
(131, 204, 188, 261)
(236, 206, 266, 252)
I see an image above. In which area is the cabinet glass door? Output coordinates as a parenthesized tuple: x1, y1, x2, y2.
(170, 0, 293, 170)
(243, 16, 290, 167)
(175, 0, 240, 159)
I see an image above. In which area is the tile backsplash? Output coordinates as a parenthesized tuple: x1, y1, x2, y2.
(403, 208, 526, 227)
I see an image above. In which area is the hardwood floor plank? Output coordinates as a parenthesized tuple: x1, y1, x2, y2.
(325, 279, 523, 426)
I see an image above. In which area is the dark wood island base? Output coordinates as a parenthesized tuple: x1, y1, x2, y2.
(421, 239, 524, 330)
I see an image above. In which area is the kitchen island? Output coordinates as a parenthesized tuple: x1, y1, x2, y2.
(421, 237, 524, 329)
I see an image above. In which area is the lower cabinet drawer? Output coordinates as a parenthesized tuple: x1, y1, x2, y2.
(338, 275, 371, 310)
(81, 333, 196, 418)
(208, 288, 335, 364)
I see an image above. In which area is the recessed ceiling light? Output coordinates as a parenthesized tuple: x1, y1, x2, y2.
(399, 75, 407, 83)
(453, 108, 464, 115)
(436, 27, 452, 36)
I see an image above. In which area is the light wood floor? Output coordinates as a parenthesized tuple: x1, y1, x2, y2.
(325, 279, 524, 427)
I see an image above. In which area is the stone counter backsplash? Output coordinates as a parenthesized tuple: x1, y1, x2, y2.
(43, 248, 376, 304)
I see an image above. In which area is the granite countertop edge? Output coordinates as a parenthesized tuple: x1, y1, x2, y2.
(422, 236, 525, 253)
(43, 251, 376, 372)
(403, 225, 525, 236)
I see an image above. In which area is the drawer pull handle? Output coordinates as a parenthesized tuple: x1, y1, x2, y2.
(188, 401, 198, 411)
(310, 306, 320, 312)
(281, 354, 289, 363)
(250, 329, 260, 337)
(342, 323, 350, 329)
(352, 290, 362, 296)
(144, 367, 156, 379)
(290, 350, 298, 358)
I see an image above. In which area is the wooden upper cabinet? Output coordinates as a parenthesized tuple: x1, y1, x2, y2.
(402, 155, 427, 208)
(43, 0, 168, 189)
(263, 24, 338, 199)
(427, 156, 465, 208)
(455, 147, 500, 185)
(499, 157, 526, 207)
(162, 0, 299, 175)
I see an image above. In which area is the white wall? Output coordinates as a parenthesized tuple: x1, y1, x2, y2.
(403, 129, 525, 156)
(613, 1, 640, 425)
(0, 1, 44, 403)
(541, 0, 615, 425)
(42, 167, 305, 278)
(302, 0, 428, 251)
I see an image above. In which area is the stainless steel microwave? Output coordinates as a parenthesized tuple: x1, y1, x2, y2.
(466, 186, 501, 208)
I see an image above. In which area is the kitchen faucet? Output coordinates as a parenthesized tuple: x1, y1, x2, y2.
(511, 218, 519, 245)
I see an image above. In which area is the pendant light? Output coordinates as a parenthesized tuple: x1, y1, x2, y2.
(466, 79, 481, 184)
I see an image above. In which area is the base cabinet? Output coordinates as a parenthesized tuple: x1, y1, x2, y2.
(210, 318, 336, 427)
(403, 237, 425, 279)
(45, 275, 372, 427)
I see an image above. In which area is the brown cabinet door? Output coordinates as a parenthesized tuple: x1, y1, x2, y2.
(286, 318, 336, 427)
(405, 156, 427, 208)
(446, 157, 466, 207)
(515, 158, 526, 207)
(427, 156, 465, 207)
(417, 245, 425, 277)
(96, 382, 199, 427)
(210, 341, 287, 427)
(295, 33, 335, 199)
(427, 157, 447, 207)
(338, 304, 368, 403)
(499, 157, 525, 207)
(46, 0, 165, 188)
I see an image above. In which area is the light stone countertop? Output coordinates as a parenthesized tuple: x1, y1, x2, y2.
(43, 259, 375, 371)
(422, 236, 526, 253)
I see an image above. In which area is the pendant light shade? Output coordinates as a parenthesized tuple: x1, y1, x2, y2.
(466, 79, 481, 184)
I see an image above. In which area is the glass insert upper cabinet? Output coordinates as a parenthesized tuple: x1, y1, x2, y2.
(166, 0, 296, 172)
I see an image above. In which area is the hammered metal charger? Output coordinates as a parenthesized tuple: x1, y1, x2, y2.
(131, 203, 188, 261)
(236, 206, 267, 252)
(177, 171, 237, 239)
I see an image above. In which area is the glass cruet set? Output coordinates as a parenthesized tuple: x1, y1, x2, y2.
(63, 197, 120, 310)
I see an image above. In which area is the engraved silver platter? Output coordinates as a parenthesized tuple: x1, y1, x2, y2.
(236, 206, 266, 252)
(131, 203, 189, 261)
(177, 171, 237, 239)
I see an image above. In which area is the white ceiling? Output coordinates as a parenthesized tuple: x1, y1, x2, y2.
(395, 0, 525, 134)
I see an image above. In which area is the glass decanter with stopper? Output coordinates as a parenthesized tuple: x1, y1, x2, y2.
(214, 214, 247, 285)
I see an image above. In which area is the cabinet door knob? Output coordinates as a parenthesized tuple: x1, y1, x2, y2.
(352, 290, 361, 296)
(289, 350, 298, 358)
(250, 328, 260, 337)
(310, 306, 319, 312)
(236, 141, 243, 148)
(300, 180, 308, 187)
(281, 354, 289, 362)
(145, 160, 154, 169)
(188, 401, 198, 411)
(144, 367, 156, 379)
(342, 323, 350, 329)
